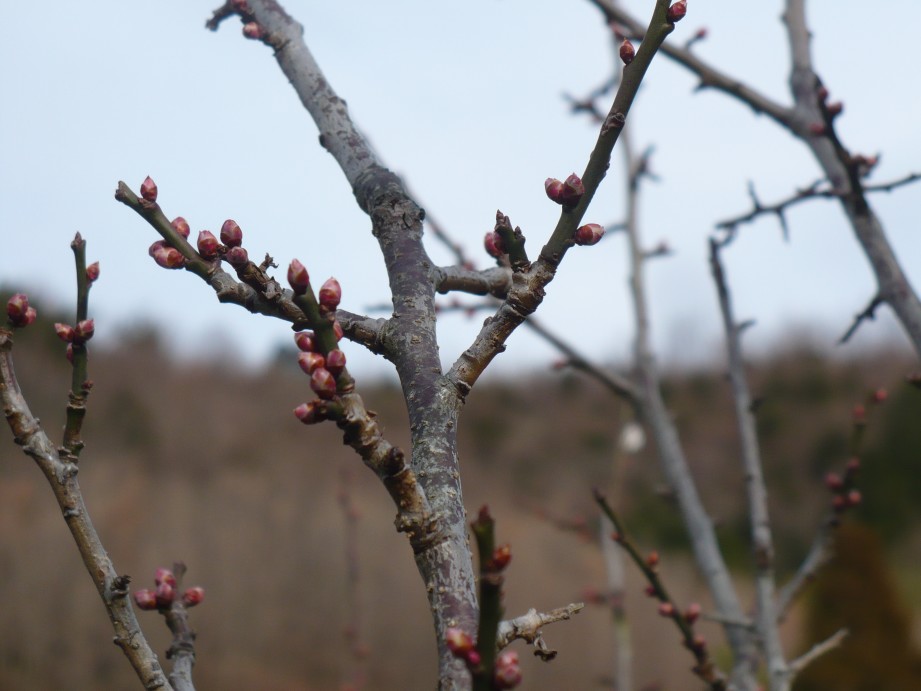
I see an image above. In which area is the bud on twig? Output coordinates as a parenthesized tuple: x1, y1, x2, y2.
(6, 293, 37, 328)
(86, 262, 100, 283)
(197, 230, 220, 259)
(294, 400, 326, 425)
(325, 349, 347, 376)
(243, 22, 264, 39)
(619, 38, 635, 65)
(225, 246, 249, 267)
(182, 586, 205, 607)
(310, 367, 338, 400)
(545, 174, 584, 208)
(684, 602, 701, 624)
(667, 1, 687, 23)
(298, 351, 326, 375)
(155, 582, 175, 607)
(171, 217, 191, 239)
(658, 602, 675, 617)
(54, 323, 75, 342)
(155, 568, 177, 587)
(494, 650, 523, 689)
(133, 589, 158, 611)
(288, 259, 310, 295)
(490, 543, 512, 571)
(294, 331, 316, 352)
(574, 223, 605, 246)
(220, 219, 243, 248)
(140, 176, 158, 202)
(74, 319, 95, 343)
(484, 231, 506, 259)
(318, 278, 342, 311)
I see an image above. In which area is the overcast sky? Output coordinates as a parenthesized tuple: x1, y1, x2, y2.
(2, 1, 918, 380)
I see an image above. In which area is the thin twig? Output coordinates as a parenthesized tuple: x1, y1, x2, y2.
(495, 604, 585, 660)
(788, 628, 848, 675)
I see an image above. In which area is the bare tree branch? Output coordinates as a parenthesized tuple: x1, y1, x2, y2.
(788, 628, 848, 677)
(496, 604, 586, 660)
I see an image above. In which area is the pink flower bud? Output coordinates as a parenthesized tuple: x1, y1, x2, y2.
(149, 240, 168, 257)
(298, 351, 326, 375)
(666, 1, 687, 23)
(646, 551, 660, 568)
(155, 568, 177, 587)
(325, 349, 347, 376)
(220, 219, 243, 247)
(197, 230, 220, 259)
(140, 176, 158, 202)
(333, 321, 344, 341)
(7, 294, 36, 327)
(152, 247, 186, 269)
(86, 262, 100, 283)
(658, 602, 675, 617)
(318, 278, 342, 311)
(555, 173, 584, 208)
(574, 223, 605, 246)
(644, 585, 656, 597)
(294, 400, 326, 425)
(847, 489, 862, 507)
(826, 102, 843, 117)
(54, 323, 75, 342)
(182, 586, 205, 607)
(445, 627, 475, 656)
(494, 650, 522, 689)
(872, 388, 887, 404)
(294, 331, 316, 352)
(225, 246, 249, 267)
(311, 367, 338, 400)
(242, 22, 264, 39)
(133, 589, 158, 611)
(545, 178, 565, 203)
(824, 472, 844, 492)
(484, 231, 505, 259)
(74, 319, 95, 343)
(171, 216, 191, 239)
(155, 581, 175, 607)
(684, 602, 701, 624)
(619, 38, 635, 65)
(288, 259, 310, 295)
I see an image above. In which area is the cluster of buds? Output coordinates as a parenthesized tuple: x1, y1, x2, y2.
(55, 318, 95, 362)
(825, 457, 862, 513)
(6, 293, 37, 328)
(133, 567, 204, 611)
(545, 173, 584, 208)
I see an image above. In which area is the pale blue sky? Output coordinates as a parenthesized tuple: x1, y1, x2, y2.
(2, 1, 918, 379)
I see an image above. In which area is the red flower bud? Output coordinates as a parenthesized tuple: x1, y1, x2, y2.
(824, 472, 844, 492)
(666, 1, 687, 23)
(294, 400, 327, 425)
(294, 331, 316, 352)
(225, 246, 249, 267)
(545, 178, 564, 203)
(152, 247, 186, 269)
(149, 240, 168, 257)
(54, 323, 75, 342)
(445, 628, 475, 656)
(484, 231, 505, 259)
(684, 602, 701, 624)
(494, 650, 522, 689)
(298, 351, 326, 375)
(574, 223, 605, 246)
(197, 230, 220, 259)
(333, 320, 344, 341)
(140, 176, 158, 202)
(6, 293, 33, 326)
(171, 216, 191, 239)
(86, 262, 100, 283)
(310, 367, 337, 400)
(182, 586, 205, 607)
(74, 319, 95, 343)
(559, 173, 585, 208)
(466, 649, 481, 667)
(242, 22, 264, 39)
(644, 585, 656, 597)
(490, 543, 512, 571)
(325, 349, 347, 376)
(318, 278, 342, 311)
(155, 582, 175, 607)
(220, 219, 243, 247)
(288, 259, 310, 295)
(847, 489, 862, 507)
(645, 551, 660, 568)
(872, 388, 887, 404)
(658, 602, 675, 617)
(133, 589, 158, 611)
(619, 38, 635, 65)
(155, 568, 177, 587)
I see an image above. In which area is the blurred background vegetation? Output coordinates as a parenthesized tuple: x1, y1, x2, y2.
(1, 305, 919, 689)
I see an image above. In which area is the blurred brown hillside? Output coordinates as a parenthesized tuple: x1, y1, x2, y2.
(1, 316, 920, 690)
